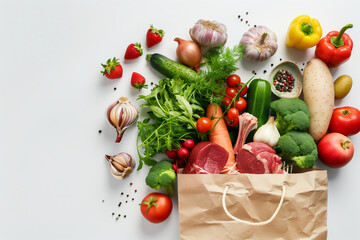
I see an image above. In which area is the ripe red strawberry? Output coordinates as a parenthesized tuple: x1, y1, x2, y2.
(131, 72, 148, 89)
(146, 25, 165, 48)
(124, 42, 143, 60)
(101, 57, 123, 79)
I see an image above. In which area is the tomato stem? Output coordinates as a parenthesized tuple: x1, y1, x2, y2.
(341, 140, 351, 149)
(140, 196, 158, 214)
(341, 109, 351, 116)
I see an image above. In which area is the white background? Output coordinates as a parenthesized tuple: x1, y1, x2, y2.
(1, 0, 359, 239)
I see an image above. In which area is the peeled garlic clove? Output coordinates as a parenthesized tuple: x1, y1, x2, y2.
(105, 153, 136, 179)
(107, 96, 139, 143)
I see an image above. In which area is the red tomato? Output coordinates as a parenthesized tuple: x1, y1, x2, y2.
(226, 74, 241, 87)
(235, 97, 247, 112)
(225, 116, 239, 127)
(196, 117, 212, 133)
(221, 96, 232, 107)
(227, 108, 239, 121)
(165, 149, 177, 159)
(177, 147, 189, 159)
(225, 87, 237, 98)
(140, 193, 172, 223)
(183, 139, 195, 150)
(318, 133, 354, 168)
(328, 106, 360, 136)
(236, 83, 248, 97)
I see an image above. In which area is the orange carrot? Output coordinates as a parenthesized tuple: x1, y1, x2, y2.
(206, 103, 237, 174)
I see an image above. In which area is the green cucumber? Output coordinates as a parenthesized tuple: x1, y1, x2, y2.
(146, 54, 201, 82)
(246, 78, 271, 141)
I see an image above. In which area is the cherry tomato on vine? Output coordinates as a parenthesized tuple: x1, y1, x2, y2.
(221, 96, 232, 107)
(226, 74, 241, 88)
(196, 117, 212, 133)
(236, 83, 248, 97)
(227, 108, 239, 121)
(225, 87, 237, 99)
(235, 97, 247, 112)
(225, 116, 239, 127)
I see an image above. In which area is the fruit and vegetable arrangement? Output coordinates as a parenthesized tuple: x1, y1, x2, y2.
(100, 16, 358, 225)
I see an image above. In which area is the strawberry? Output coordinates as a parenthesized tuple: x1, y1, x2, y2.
(131, 72, 148, 89)
(124, 42, 143, 60)
(101, 57, 123, 79)
(146, 25, 165, 48)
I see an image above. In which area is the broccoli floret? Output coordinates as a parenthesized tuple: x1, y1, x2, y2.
(277, 131, 318, 168)
(270, 98, 311, 135)
(145, 160, 176, 196)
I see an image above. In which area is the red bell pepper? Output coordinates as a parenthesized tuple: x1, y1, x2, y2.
(315, 24, 353, 68)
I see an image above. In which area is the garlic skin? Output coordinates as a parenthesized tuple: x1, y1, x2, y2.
(253, 117, 280, 147)
(240, 26, 278, 62)
(107, 96, 139, 143)
(189, 19, 228, 54)
(105, 153, 135, 179)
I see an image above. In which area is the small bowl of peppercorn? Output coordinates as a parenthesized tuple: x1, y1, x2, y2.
(268, 61, 303, 99)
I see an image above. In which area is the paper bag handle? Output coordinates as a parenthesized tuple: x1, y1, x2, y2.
(222, 184, 286, 226)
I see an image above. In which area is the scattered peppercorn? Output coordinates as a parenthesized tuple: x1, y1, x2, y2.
(126, 200, 128, 203)
(132, 198, 134, 201)
(116, 217, 119, 220)
(112, 213, 114, 216)
(102, 200, 104, 202)
(246, 12, 248, 15)
(135, 190, 137, 193)
(121, 192, 123, 195)
(273, 69, 295, 92)
(130, 183, 133, 186)
(301, 69, 303, 71)
(241, 19, 243, 22)
(118, 214, 121, 217)
(124, 215, 127, 218)
(114, 87, 117, 91)
(126, 194, 129, 197)
(271, 63, 274, 67)
(246, 20, 248, 24)
(238, 15, 240, 19)
(263, 70, 267, 74)
(303, 63, 305, 65)
(254, 25, 257, 27)
(280, 58, 282, 61)
(151, 82, 154, 85)
(98, 130, 102, 134)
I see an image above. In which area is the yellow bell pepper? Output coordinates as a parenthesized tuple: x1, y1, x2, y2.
(286, 15, 322, 50)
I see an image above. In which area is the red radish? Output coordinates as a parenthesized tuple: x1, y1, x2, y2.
(177, 147, 189, 159)
(172, 162, 178, 173)
(176, 158, 186, 168)
(165, 150, 177, 159)
(183, 139, 195, 150)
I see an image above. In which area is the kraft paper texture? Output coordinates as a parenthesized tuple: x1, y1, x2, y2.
(178, 170, 328, 240)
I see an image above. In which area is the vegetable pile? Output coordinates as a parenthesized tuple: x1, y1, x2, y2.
(99, 16, 359, 224)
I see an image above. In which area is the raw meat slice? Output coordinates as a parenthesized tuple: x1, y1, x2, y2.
(183, 141, 229, 174)
(233, 113, 258, 154)
(236, 142, 283, 174)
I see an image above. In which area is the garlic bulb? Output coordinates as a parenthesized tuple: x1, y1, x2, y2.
(107, 96, 139, 142)
(240, 26, 278, 62)
(189, 19, 228, 54)
(253, 117, 280, 147)
(105, 153, 136, 179)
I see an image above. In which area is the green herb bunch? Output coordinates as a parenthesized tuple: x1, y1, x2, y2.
(137, 77, 205, 169)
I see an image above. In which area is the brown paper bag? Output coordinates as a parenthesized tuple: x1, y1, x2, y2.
(178, 170, 328, 240)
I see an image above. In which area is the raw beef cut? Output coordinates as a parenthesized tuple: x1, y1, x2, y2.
(183, 141, 228, 174)
(233, 113, 258, 154)
(236, 142, 283, 174)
